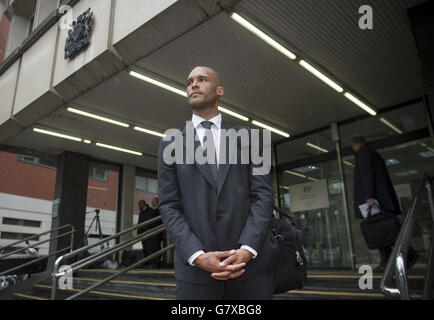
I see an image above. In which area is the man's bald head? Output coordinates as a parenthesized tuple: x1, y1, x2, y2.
(186, 66, 224, 112)
(187, 66, 222, 86)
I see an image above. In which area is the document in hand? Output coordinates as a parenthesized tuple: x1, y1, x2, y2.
(359, 200, 381, 219)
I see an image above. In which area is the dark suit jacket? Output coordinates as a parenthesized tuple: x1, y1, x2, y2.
(138, 206, 160, 234)
(353, 144, 401, 219)
(158, 120, 278, 284)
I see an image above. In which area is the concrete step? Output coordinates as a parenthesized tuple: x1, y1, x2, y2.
(11, 268, 426, 300)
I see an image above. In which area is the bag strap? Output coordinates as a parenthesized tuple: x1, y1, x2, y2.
(274, 206, 297, 226)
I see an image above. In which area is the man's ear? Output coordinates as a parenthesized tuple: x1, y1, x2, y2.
(216, 86, 224, 97)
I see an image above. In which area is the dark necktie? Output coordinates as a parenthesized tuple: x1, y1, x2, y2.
(201, 121, 218, 183)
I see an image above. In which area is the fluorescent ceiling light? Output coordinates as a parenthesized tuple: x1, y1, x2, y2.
(95, 142, 143, 156)
(129, 71, 187, 97)
(83, 140, 91, 144)
(285, 170, 318, 182)
(67, 107, 130, 128)
(343, 160, 354, 167)
(251, 120, 290, 138)
(284, 170, 306, 178)
(33, 128, 82, 142)
(134, 126, 166, 138)
(218, 106, 249, 121)
(306, 142, 329, 153)
(344, 93, 377, 116)
(299, 60, 344, 93)
(380, 117, 403, 134)
(230, 13, 296, 60)
(307, 176, 320, 182)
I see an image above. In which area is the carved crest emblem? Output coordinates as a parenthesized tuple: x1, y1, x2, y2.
(64, 8, 94, 59)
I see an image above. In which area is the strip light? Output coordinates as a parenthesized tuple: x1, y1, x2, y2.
(33, 128, 82, 142)
(344, 93, 377, 116)
(230, 13, 297, 60)
(129, 71, 187, 97)
(252, 120, 290, 138)
(284, 170, 319, 182)
(134, 126, 166, 138)
(95, 142, 143, 156)
(218, 106, 249, 121)
(380, 117, 403, 134)
(67, 107, 130, 128)
(306, 142, 329, 153)
(299, 60, 344, 93)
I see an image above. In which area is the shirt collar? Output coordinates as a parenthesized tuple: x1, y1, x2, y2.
(192, 113, 222, 129)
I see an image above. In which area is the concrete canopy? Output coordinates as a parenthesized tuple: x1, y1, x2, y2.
(0, 0, 428, 172)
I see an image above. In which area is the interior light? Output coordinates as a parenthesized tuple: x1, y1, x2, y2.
(33, 128, 82, 142)
(134, 126, 166, 138)
(95, 142, 143, 156)
(252, 120, 290, 137)
(344, 93, 377, 116)
(230, 13, 297, 60)
(67, 107, 130, 128)
(299, 60, 344, 93)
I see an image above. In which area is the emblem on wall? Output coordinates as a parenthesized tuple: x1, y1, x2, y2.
(64, 8, 94, 60)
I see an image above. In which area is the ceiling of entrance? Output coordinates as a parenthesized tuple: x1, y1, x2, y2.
(4, 0, 428, 171)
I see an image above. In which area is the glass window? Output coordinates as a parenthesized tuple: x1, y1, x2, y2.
(89, 166, 108, 182)
(342, 137, 434, 266)
(276, 129, 334, 165)
(339, 101, 427, 148)
(17, 155, 57, 170)
(278, 158, 352, 268)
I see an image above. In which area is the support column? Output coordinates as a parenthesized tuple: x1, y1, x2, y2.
(119, 164, 135, 250)
(408, 2, 434, 134)
(48, 151, 89, 270)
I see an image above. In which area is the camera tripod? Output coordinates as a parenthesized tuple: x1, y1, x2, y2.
(85, 209, 107, 250)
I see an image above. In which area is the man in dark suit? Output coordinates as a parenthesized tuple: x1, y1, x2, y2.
(158, 66, 278, 299)
(137, 199, 161, 268)
(352, 135, 418, 272)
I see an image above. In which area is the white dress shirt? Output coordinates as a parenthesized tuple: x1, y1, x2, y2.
(187, 113, 258, 266)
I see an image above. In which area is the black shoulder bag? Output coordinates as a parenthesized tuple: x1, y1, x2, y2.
(360, 205, 401, 250)
(271, 207, 307, 294)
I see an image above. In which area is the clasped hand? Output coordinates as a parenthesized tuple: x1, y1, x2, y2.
(194, 249, 253, 281)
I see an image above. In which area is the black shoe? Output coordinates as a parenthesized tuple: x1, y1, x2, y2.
(406, 248, 419, 270)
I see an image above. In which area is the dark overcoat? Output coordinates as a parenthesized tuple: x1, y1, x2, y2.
(353, 144, 401, 219)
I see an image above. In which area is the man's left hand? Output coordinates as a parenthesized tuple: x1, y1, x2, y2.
(211, 248, 253, 281)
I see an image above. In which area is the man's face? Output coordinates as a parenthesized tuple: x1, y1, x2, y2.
(186, 67, 223, 109)
(138, 201, 146, 210)
(151, 199, 158, 208)
(352, 143, 360, 152)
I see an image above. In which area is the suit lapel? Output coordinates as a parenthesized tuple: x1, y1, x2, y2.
(182, 124, 218, 191)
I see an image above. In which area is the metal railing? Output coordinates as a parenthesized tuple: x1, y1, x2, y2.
(380, 175, 434, 300)
(0, 225, 75, 277)
(51, 216, 173, 300)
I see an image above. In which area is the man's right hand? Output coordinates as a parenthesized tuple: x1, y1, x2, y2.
(193, 250, 246, 277)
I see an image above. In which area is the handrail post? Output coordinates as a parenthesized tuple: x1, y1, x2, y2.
(51, 256, 63, 300)
(396, 254, 410, 300)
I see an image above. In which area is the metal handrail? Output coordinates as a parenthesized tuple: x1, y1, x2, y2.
(380, 175, 434, 300)
(0, 225, 75, 277)
(51, 216, 171, 300)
